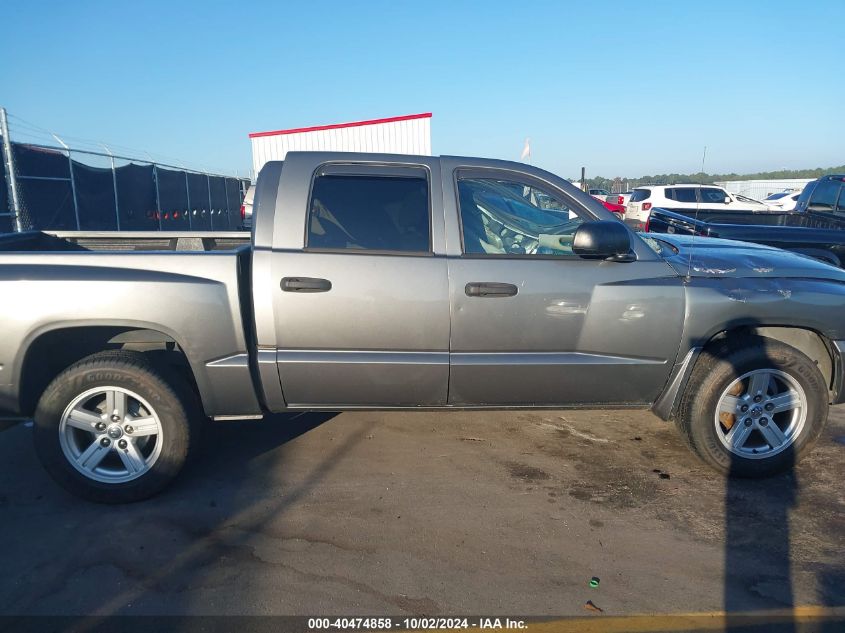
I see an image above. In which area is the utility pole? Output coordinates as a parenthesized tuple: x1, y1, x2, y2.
(0, 107, 24, 232)
(580, 167, 586, 192)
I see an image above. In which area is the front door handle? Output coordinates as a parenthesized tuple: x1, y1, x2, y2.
(281, 277, 332, 293)
(465, 282, 518, 298)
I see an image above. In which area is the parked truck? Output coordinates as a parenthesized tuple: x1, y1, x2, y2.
(2, 152, 845, 503)
(644, 176, 845, 267)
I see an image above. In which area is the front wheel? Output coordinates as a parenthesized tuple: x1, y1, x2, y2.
(676, 336, 828, 477)
(33, 350, 199, 503)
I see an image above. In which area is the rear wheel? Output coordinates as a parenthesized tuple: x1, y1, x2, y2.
(34, 350, 199, 503)
(676, 336, 828, 477)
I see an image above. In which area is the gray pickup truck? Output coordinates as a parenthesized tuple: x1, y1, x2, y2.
(2, 152, 845, 503)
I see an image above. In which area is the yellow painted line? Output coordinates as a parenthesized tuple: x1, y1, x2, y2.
(515, 606, 845, 633)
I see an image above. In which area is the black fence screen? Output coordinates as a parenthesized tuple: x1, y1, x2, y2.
(209, 175, 231, 230)
(1, 140, 249, 232)
(225, 177, 241, 219)
(76, 163, 118, 230)
(156, 167, 189, 230)
(186, 172, 212, 231)
(116, 163, 158, 231)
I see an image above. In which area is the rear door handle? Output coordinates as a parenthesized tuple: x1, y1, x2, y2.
(281, 277, 332, 293)
(465, 282, 518, 298)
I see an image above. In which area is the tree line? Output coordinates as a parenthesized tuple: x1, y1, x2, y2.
(585, 165, 845, 192)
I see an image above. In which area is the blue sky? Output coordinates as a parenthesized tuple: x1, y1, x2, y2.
(2, 0, 843, 179)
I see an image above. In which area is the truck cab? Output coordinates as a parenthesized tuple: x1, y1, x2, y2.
(254, 155, 685, 409)
(795, 175, 845, 214)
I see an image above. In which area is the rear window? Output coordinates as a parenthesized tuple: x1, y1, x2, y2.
(807, 179, 840, 211)
(668, 188, 698, 203)
(307, 174, 430, 252)
(630, 189, 651, 202)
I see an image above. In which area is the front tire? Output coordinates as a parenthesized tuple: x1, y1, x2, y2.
(33, 350, 199, 503)
(677, 336, 828, 477)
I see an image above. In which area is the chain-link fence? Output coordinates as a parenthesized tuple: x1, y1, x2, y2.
(1, 110, 250, 233)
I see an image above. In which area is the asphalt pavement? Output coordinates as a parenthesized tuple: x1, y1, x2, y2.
(0, 406, 842, 623)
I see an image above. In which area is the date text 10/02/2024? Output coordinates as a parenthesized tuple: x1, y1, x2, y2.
(307, 618, 528, 630)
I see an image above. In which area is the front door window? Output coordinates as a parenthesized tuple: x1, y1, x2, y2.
(457, 177, 586, 256)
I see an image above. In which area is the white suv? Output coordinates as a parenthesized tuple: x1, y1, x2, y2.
(625, 185, 769, 223)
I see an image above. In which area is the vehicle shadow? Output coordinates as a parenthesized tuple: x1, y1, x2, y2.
(724, 456, 797, 633)
(720, 335, 801, 633)
(0, 410, 380, 623)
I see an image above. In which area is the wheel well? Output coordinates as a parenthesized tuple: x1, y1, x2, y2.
(19, 326, 200, 416)
(706, 326, 834, 390)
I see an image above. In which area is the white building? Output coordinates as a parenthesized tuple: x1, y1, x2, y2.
(249, 112, 432, 176)
(714, 178, 812, 201)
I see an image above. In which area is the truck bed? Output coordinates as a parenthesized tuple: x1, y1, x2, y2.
(651, 207, 845, 231)
(0, 231, 252, 252)
(0, 231, 261, 419)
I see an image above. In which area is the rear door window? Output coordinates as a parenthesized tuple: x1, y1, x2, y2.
(307, 173, 430, 253)
(671, 188, 698, 203)
(630, 189, 651, 202)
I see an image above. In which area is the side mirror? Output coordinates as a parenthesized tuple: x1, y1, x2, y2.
(572, 221, 634, 262)
(724, 195, 731, 204)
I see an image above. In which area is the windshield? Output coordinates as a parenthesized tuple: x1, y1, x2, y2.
(734, 193, 766, 205)
(795, 182, 816, 208)
(765, 192, 790, 201)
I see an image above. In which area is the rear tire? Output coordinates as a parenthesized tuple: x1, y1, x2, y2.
(33, 350, 199, 503)
(676, 336, 828, 477)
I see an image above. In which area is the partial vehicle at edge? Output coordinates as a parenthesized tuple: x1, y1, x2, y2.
(626, 184, 770, 225)
(644, 176, 845, 267)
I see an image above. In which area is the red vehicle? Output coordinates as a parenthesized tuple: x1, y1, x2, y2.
(587, 190, 628, 218)
(600, 199, 626, 217)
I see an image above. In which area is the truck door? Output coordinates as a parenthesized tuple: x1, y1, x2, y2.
(269, 160, 450, 407)
(443, 164, 685, 406)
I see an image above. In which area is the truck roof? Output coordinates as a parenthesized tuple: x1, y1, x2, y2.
(636, 184, 724, 189)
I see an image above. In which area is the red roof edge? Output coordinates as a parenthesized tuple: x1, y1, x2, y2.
(248, 112, 432, 139)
